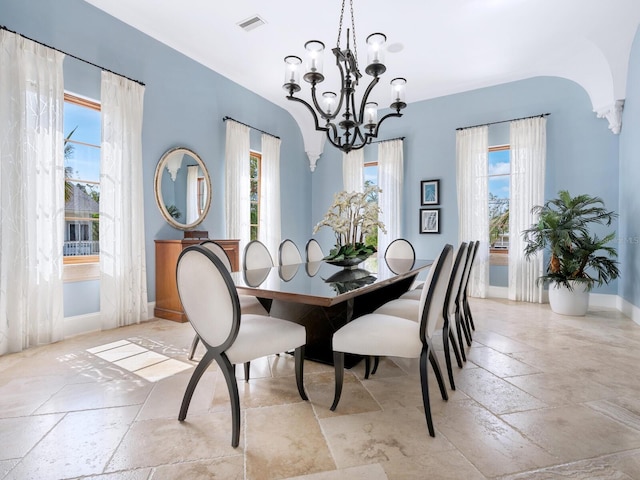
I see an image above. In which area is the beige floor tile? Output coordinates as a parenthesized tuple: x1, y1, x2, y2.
(0, 413, 64, 460)
(435, 398, 558, 477)
(381, 449, 487, 480)
(456, 367, 547, 414)
(114, 350, 169, 372)
(466, 346, 540, 377)
(35, 377, 153, 414)
(94, 343, 149, 362)
(0, 375, 68, 418)
(283, 463, 388, 480)
(587, 396, 640, 431)
(134, 358, 193, 382)
(79, 470, 153, 480)
(320, 406, 456, 469)
(245, 402, 335, 480)
(506, 372, 615, 406)
(5, 406, 139, 480)
(106, 412, 239, 471)
(0, 460, 20, 479)
(502, 405, 640, 462)
(305, 370, 381, 418)
(150, 456, 244, 479)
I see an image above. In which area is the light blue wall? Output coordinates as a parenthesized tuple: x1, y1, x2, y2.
(619, 26, 640, 307)
(2, 0, 311, 316)
(312, 76, 620, 295)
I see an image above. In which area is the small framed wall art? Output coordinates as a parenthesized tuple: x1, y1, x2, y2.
(420, 208, 440, 234)
(421, 179, 440, 205)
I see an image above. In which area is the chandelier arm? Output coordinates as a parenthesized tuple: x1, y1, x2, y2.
(325, 130, 345, 150)
(369, 112, 403, 137)
(356, 76, 381, 124)
(286, 95, 330, 132)
(309, 84, 339, 122)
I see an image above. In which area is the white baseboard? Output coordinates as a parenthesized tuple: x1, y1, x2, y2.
(63, 302, 156, 339)
(486, 287, 640, 325)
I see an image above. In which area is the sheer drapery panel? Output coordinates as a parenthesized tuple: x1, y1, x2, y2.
(342, 150, 364, 193)
(0, 30, 65, 354)
(259, 134, 282, 259)
(225, 120, 251, 253)
(508, 117, 546, 302)
(456, 126, 489, 298)
(100, 71, 148, 329)
(377, 139, 404, 258)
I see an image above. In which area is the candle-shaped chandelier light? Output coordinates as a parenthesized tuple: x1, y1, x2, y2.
(283, 0, 406, 153)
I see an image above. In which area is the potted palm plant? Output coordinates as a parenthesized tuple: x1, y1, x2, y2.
(522, 190, 620, 316)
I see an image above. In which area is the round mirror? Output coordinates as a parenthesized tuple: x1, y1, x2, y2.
(154, 147, 211, 230)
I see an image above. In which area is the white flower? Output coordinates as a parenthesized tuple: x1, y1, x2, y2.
(313, 185, 386, 248)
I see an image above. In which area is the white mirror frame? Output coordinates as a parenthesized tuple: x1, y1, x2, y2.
(154, 147, 212, 231)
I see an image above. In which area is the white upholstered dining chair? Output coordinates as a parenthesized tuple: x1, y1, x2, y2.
(305, 238, 324, 262)
(187, 241, 268, 363)
(330, 243, 454, 437)
(176, 245, 308, 448)
(278, 238, 302, 265)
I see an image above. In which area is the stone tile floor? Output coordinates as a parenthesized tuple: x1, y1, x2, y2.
(2, 298, 640, 479)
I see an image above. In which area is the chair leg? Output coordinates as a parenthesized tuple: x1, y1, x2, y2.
(419, 347, 435, 437)
(294, 346, 308, 401)
(188, 334, 200, 361)
(371, 356, 380, 375)
(218, 353, 241, 448)
(459, 306, 472, 346)
(447, 320, 463, 368)
(442, 323, 456, 391)
(455, 311, 468, 362)
(179, 349, 215, 421)
(364, 356, 371, 379)
(330, 351, 345, 411)
(428, 344, 448, 401)
(244, 362, 250, 383)
(465, 297, 475, 331)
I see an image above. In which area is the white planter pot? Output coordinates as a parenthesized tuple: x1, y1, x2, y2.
(548, 281, 589, 316)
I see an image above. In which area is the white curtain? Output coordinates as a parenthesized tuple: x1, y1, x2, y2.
(508, 117, 546, 302)
(100, 71, 148, 330)
(186, 165, 198, 224)
(259, 134, 282, 260)
(456, 126, 489, 298)
(0, 31, 65, 355)
(224, 120, 251, 253)
(342, 150, 364, 192)
(377, 139, 404, 257)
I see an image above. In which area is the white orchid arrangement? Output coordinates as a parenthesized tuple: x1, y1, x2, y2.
(313, 185, 387, 261)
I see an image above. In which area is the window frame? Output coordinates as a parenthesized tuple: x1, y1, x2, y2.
(63, 92, 101, 281)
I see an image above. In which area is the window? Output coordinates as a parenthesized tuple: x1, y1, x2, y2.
(63, 93, 101, 265)
(250, 151, 261, 241)
(363, 161, 379, 247)
(488, 145, 510, 264)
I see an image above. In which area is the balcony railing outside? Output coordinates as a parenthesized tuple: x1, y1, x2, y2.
(63, 240, 100, 256)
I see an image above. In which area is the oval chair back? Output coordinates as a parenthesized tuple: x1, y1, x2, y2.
(305, 238, 324, 263)
(279, 239, 302, 265)
(243, 240, 274, 270)
(445, 243, 468, 317)
(385, 238, 416, 274)
(177, 246, 240, 352)
(200, 240, 233, 272)
(418, 244, 454, 341)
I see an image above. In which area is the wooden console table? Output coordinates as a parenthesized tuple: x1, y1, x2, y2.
(154, 239, 240, 322)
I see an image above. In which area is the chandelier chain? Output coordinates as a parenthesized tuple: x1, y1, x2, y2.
(349, 0, 359, 69)
(336, 0, 345, 48)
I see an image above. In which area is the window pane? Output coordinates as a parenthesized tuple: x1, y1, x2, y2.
(250, 180, 258, 202)
(250, 203, 258, 225)
(64, 102, 101, 145)
(488, 149, 510, 175)
(65, 142, 100, 182)
(250, 226, 258, 242)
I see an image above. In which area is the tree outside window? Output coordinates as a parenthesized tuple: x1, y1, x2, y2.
(250, 152, 261, 241)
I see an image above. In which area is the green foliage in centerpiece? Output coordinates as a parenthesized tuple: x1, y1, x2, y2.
(313, 185, 387, 262)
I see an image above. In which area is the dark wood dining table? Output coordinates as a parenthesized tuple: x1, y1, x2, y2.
(232, 256, 433, 366)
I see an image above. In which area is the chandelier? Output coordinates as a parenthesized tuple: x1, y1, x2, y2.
(283, 0, 406, 153)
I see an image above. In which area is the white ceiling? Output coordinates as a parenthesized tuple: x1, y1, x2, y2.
(84, 0, 640, 160)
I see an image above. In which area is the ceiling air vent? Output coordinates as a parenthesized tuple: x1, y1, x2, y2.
(238, 15, 266, 32)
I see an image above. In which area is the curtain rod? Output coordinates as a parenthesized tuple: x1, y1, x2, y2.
(0, 25, 145, 87)
(456, 113, 550, 131)
(370, 136, 405, 144)
(222, 116, 280, 139)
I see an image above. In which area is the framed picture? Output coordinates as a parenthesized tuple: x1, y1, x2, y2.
(420, 208, 440, 234)
(421, 179, 440, 205)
